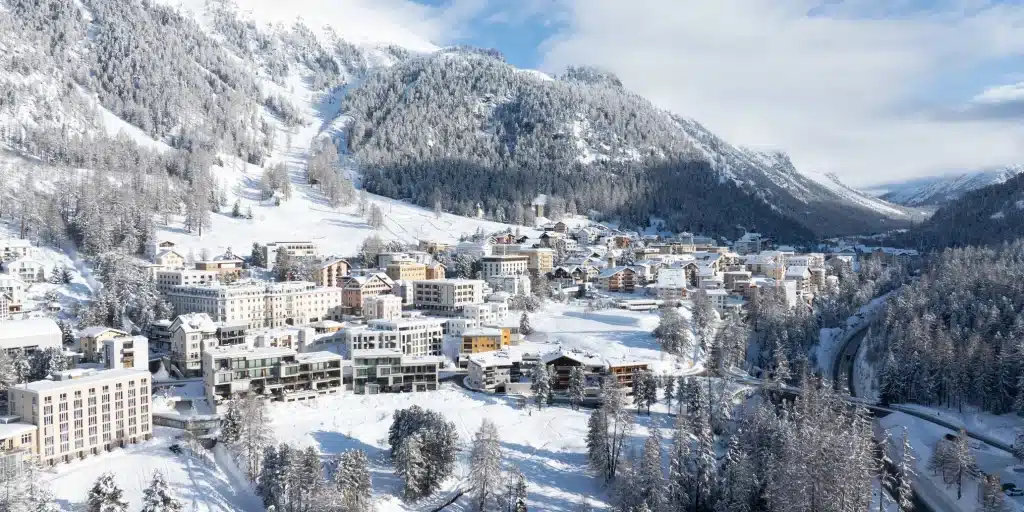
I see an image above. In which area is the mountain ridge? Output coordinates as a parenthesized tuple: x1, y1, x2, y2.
(865, 165, 1024, 207)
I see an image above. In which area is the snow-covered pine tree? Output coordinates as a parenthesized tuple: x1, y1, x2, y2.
(641, 372, 658, 415)
(653, 307, 690, 355)
(512, 468, 528, 512)
(256, 445, 282, 508)
(519, 312, 533, 336)
(56, 320, 74, 346)
(368, 205, 384, 229)
(568, 366, 585, 411)
(0, 351, 17, 392)
(951, 428, 976, 500)
(335, 449, 372, 512)
(895, 429, 915, 512)
(876, 429, 894, 512)
(231, 200, 241, 218)
(219, 402, 243, 446)
(637, 432, 664, 511)
(29, 347, 68, 380)
(394, 433, 428, 500)
(632, 371, 647, 413)
(690, 404, 716, 511)
(715, 433, 752, 512)
(663, 374, 675, 403)
(295, 446, 324, 512)
(140, 471, 183, 512)
(470, 419, 504, 511)
(237, 394, 273, 482)
(87, 473, 128, 512)
(530, 364, 551, 408)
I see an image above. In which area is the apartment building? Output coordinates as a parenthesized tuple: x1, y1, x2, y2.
(315, 258, 350, 287)
(251, 327, 314, 351)
(203, 345, 342, 412)
(351, 349, 442, 394)
(195, 256, 245, 281)
(442, 318, 480, 337)
(260, 242, 318, 270)
(147, 319, 173, 354)
(607, 361, 650, 391)
(341, 326, 400, 354)
(0, 416, 38, 469)
(0, 275, 24, 314)
(215, 322, 248, 347)
(514, 247, 555, 276)
(102, 335, 148, 370)
(480, 254, 528, 279)
(467, 351, 525, 393)
(460, 327, 510, 356)
(4, 258, 46, 283)
(0, 238, 32, 261)
(169, 313, 219, 375)
(155, 269, 220, 292)
(412, 279, 484, 313)
(367, 318, 444, 356)
(8, 369, 152, 467)
(598, 267, 637, 293)
(78, 327, 129, 363)
(485, 274, 531, 296)
(164, 281, 344, 330)
(462, 303, 509, 326)
(425, 262, 446, 280)
(154, 250, 186, 270)
(363, 294, 403, 321)
(386, 260, 427, 282)
(784, 266, 812, 302)
(0, 318, 61, 354)
(341, 274, 394, 312)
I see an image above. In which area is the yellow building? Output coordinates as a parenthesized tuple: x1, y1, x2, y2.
(78, 327, 128, 363)
(461, 327, 511, 354)
(386, 260, 427, 282)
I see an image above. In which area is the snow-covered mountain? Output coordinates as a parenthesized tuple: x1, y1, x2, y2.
(866, 165, 1024, 207)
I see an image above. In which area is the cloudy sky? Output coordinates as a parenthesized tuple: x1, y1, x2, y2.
(230, 0, 1024, 187)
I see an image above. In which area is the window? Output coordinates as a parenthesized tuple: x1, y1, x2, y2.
(20, 433, 31, 444)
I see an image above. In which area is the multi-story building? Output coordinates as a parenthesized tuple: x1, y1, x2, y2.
(195, 256, 245, 281)
(363, 294, 403, 321)
(155, 269, 220, 292)
(251, 327, 314, 351)
(341, 326, 400, 353)
(146, 319, 173, 354)
(367, 318, 444, 356)
(386, 260, 427, 282)
(163, 281, 344, 330)
(0, 274, 25, 312)
(4, 258, 46, 283)
(203, 345, 343, 411)
(515, 247, 555, 276)
(215, 322, 248, 347)
(734, 232, 765, 255)
(144, 240, 178, 261)
(480, 255, 528, 279)
(412, 279, 484, 313)
(153, 249, 186, 270)
(462, 303, 509, 326)
(314, 258, 350, 287)
(598, 267, 637, 293)
(0, 294, 9, 322)
(0, 416, 38, 469)
(351, 349, 442, 394)
(78, 327, 129, 363)
(654, 267, 688, 301)
(461, 328, 510, 356)
(607, 361, 650, 391)
(467, 351, 526, 392)
(341, 274, 394, 312)
(0, 238, 33, 261)
(8, 369, 152, 466)
(425, 262, 446, 280)
(541, 349, 606, 391)
(442, 318, 480, 337)
(784, 266, 812, 302)
(169, 313, 219, 375)
(0, 318, 61, 354)
(102, 335, 148, 370)
(260, 242, 318, 270)
(485, 274, 531, 296)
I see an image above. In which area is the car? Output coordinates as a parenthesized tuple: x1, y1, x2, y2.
(1005, 488, 1024, 497)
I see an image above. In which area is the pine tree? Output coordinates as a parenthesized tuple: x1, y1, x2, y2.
(568, 366, 586, 411)
(637, 433, 664, 511)
(470, 419, 504, 511)
(632, 372, 648, 413)
(256, 445, 282, 508)
(395, 434, 428, 500)
(56, 320, 74, 346)
(663, 374, 675, 403)
(141, 472, 182, 512)
(530, 364, 551, 408)
(653, 308, 690, 355)
(236, 394, 273, 481)
(87, 473, 128, 512)
(231, 200, 241, 218)
(952, 428, 976, 500)
(641, 372, 658, 414)
(519, 312, 533, 336)
(220, 402, 243, 446)
(335, 449, 373, 512)
(368, 205, 384, 229)
(895, 429, 915, 512)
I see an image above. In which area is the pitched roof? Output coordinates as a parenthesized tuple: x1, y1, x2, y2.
(598, 266, 632, 279)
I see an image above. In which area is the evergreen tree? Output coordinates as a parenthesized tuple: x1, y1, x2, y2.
(87, 473, 128, 512)
(951, 428, 976, 500)
(663, 373, 675, 403)
(232, 200, 241, 218)
(530, 364, 551, 408)
(511, 468, 528, 512)
(256, 445, 282, 508)
(335, 449, 373, 512)
(895, 429, 915, 512)
(220, 402, 243, 446)
(636, 433, 664, 511)
(653, 308, 690, 355)
(568, 366, 586, 411)
(56, 320, 75, 346)
(469, 419, 504, 511)
(519, 312, 533, 336)
(236, 394, 273, 481)
(368, 205, 384, 229)
(140, 472, 182, 512)
(586, 378, 632, 482)
(394, 433, 428, 500)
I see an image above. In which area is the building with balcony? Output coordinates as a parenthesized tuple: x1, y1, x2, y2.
(163, 281, 344, 330)
(366, 318, 444, 356)
(203, 346, 343, 412)
(363, 294, 403, 321)
(386, 260, 427, 282)
(169, 313, 219, 376)
(0, 318, 61, 355)
(351, 349, 442, 394)
(314, 258, 350, 287)
(480, 254, 528, 279)
(78, 327, 129, 363)
(102, 335, 148, 370)
(8, 369, 151, 467)
(467, 351, 526, 393)
(412, 279, 484, 313)
(155, 269, 221, 292)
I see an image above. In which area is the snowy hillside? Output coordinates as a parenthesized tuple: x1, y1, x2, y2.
(867, 165, 1024, 207)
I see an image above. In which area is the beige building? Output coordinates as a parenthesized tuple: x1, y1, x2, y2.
(169, 313, 219, 375)
(367, 318, 444, 356)
(8, 369, 152, 466)
(514, 247, 555, 276)
(413, 279, 484, 313)
(261, 242, 318, 271)
(425, 262, 446, 280)
(154, 249, 186, 269)
(341, 274, 394, 312)
(195, 256, 244, 281)
(363, 294, 403, 321)
(163, 281, 344, 330)
(315, 258, 350, 287)
(386, 260, 427, 282)
(78, 327, 128, 363)
(480, 254, 528, 279)
(203, 346, 342, 412)
(0, 418, 38, 464)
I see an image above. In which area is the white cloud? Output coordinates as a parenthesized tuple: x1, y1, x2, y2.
(972, 81, 1024, 104)
(540, 0, 1024, 186)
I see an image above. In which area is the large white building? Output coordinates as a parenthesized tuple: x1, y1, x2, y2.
(0, 274, 26, 307)
(155, 269, 221, 292)
(462, 303, 509, 326)
(169, 313, 219, 375)
(203, 345, 343, 412)
(341, 326, 400, 354)
(0, 318, 61, 354)
(102, 335, 148, 370)
(480, 254, 529, 279)
(260, 242, 318, 270)
(8, 369, 152, 466)
(0, 238, 32, 261)
(363, 294, 403, 321)
(366, 318, 444, 356)
(412, 279, 484, 313)
(351, 349, 442, 394)
(163, 281, 344, 330)
(5, 258, 46, 283)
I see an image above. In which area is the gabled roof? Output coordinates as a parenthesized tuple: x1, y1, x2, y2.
(171, 313, 217, 334)
(785, 265, 810, 278)
(598, 266, 633, 279)
(78, 326, 127, 338)
(155, 249, 185, 260)
(541, 348, 605, 367)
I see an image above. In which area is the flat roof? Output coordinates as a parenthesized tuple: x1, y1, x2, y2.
(0, 318, 61, 341)
(208, 345, 295, 358)
(462, 328, 503, 337)
(15, 369, 149, 393)
(351, 348, 403, 358)
(0, 422, 36, 439)
(296, 351, 343, 363)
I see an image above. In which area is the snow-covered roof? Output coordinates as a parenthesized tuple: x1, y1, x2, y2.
(462, 328, 504, 337)
(785, 265, 810, 278)
(295, 351, 343, 363)
(468, 350, 522, 368)
(18, 369, 149, 393)
(156, 249, 184, 259)
(78, 326, 126, 338)
(209, 345, 294, 358)
(542, 348, 605, 367)
(173, 313, 217, 333)
(0, 318, 61, 341)
(0, 421, 37, 439)
(598, 266, 632, 279)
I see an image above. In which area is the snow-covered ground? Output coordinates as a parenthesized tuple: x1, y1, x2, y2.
(896, 404, 1024, 448)
(880, 412, 1024, 512)
(43, 427, 261, 511)
(0, 222, 94, 319)
(814, 293, 890, 375)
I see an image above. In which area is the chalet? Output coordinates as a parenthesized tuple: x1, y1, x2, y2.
(425, 262, 446, 280)
(541, 349, 605, 391)
(144, 240, 177, 260)
(314, 258, 350, 287)
(340, 273, 394, 312)
(607, 361, 650, 391)
(598, 267, 637, 293)
(553, 221, 569, 234)
(154, 249, 186, 269)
